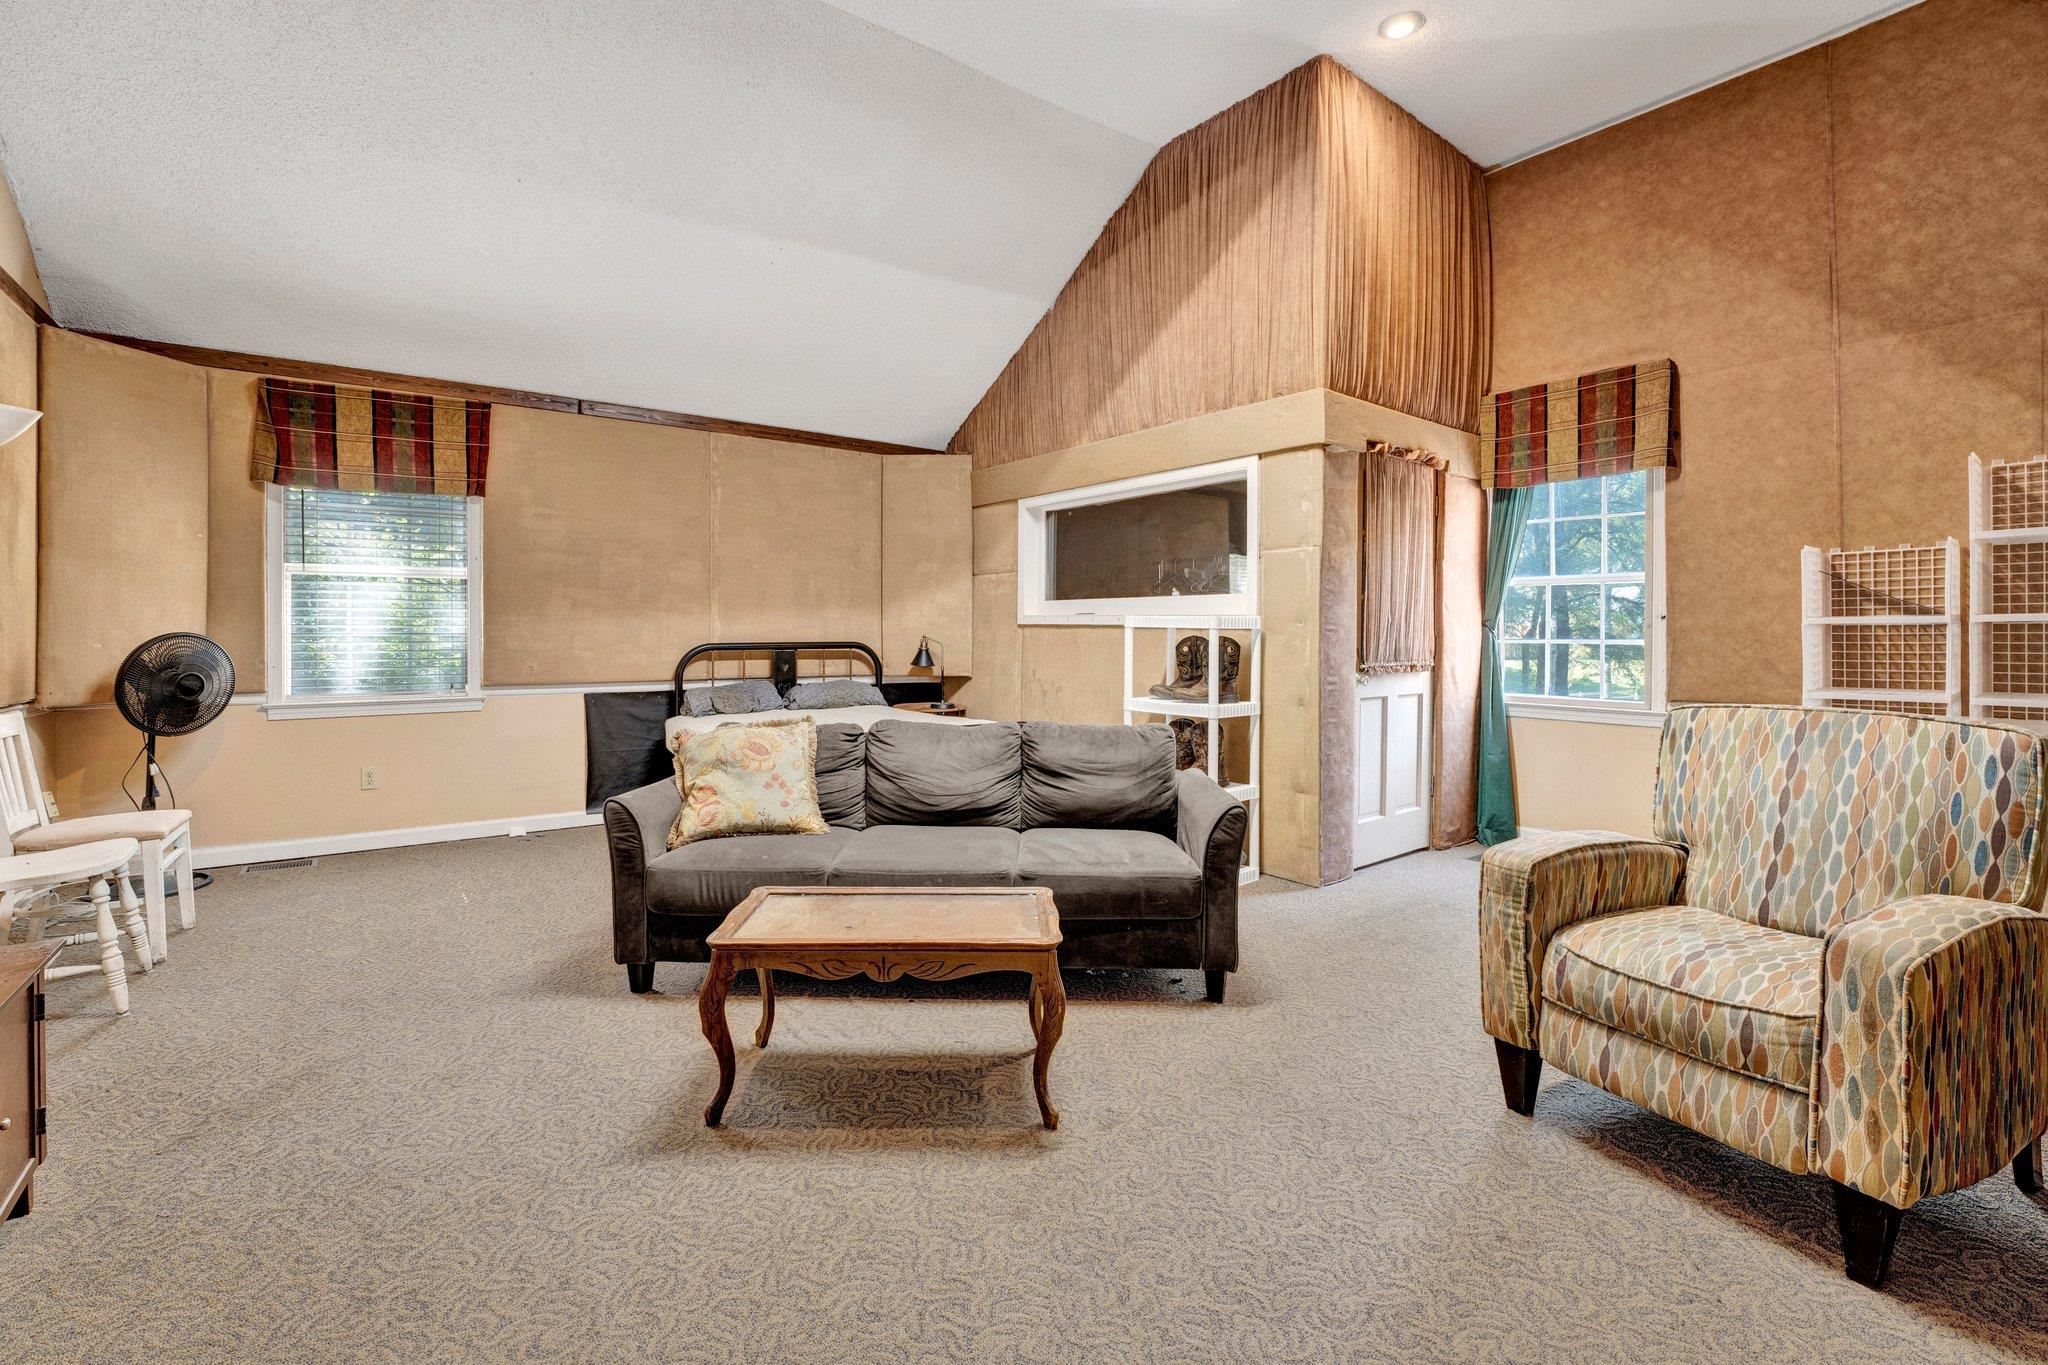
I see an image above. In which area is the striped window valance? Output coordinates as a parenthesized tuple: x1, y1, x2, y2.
(252, 378, 491, 496)
(1478, 359, 1676, 490)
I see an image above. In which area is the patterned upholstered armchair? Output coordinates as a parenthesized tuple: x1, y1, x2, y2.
(1480, 704, 2048, 1287)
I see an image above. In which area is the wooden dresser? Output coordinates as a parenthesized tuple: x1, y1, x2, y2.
(1, 943, 58, 1221)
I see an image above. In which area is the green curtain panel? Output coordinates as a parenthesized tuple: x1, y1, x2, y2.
(1477, 486, 1535, 845)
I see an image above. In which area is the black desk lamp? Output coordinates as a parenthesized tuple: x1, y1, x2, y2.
(909, 637, 960, 711)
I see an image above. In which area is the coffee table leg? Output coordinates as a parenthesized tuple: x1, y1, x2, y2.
(1030, 956, 1065, 1130)
(1028, 976, 1042, 1035)
(699, 954, 737, 1127)
(754, 967, 776, 1048)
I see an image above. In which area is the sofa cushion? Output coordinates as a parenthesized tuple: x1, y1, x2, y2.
(646, 829, 858, 917)
(813, 723, 866, 830)
(827, 825, 1020, 887)
(1543, 904, 1822, 1092)
(865, 718, 1022, 827)
(1016, 827, 1201, 921)
(1020, 722, 1176, 833)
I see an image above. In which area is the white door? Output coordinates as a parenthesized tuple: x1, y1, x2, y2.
(1354, 671, 1432, 868)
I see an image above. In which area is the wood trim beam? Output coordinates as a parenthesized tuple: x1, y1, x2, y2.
(79, 331, 939, 455)
(0, 261, 52, 328)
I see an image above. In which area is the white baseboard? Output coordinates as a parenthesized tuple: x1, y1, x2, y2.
(194, 809, 603, 869)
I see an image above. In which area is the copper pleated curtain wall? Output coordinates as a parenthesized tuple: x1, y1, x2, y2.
(949, 56, 1489, 464)
(1360, 450, 1439, 674)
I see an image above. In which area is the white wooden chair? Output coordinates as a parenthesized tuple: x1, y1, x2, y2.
(0, 709, 195, 964)
(0, 838, 152, 1014)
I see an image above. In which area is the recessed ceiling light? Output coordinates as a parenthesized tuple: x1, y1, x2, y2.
(1378, 10, 1426, 40)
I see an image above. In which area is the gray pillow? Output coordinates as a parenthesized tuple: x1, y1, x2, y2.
(813, 723, 867, 829)
(1021, 722, 1176, 832)
(680, 687, 716, 718)
(707, 679, 786, 715)
(866, 719, 1022, 827)
(786, 679, 888, 710)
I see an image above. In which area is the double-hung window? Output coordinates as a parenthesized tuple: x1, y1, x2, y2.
(1500, 469, 1664, 721)
(264, 485, 483, 717)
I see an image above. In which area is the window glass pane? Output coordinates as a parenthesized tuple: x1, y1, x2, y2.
(288, 576, 468, 695)
(1526, 484, 1552, 519)
(1512, 521, 1551, 578)
(1554, 519, 1602, 575)
(1045, 480, 1247, 602)
(1607, 470, 1646, 512)
(1552, 479, 1600, 517)
(1606, 645, 1646, 701)
(1606, 514, 1646, 573)
(1501, 585, 1543, 640)
(283, 487, 470, 698)
(1552, 584, 1602, 640)
(284, 488, 466, 570)
(1503, 643, 1544, 696)
(1606, 583, 1645, 641)
(1551, 642, 1602, 697)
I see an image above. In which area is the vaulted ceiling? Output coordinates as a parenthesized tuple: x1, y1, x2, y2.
(0, 1, 1915, 447)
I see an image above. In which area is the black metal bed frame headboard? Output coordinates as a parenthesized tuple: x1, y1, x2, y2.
(672, 641, 884, 710)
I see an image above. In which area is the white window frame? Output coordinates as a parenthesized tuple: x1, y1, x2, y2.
(262, 483, 486, 720)
(1502, 468, 1668, 728)
(1017, 456, 1259, 625)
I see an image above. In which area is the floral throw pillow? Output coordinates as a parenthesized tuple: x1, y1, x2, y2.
(667, 716, 829, 849)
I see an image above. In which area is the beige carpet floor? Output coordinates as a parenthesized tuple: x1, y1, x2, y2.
(3, 828, 2047, 1362)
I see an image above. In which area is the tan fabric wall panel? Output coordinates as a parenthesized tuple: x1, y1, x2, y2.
(0, 297, 35, 704)
(882, 453, 972, 680)
(206, 371, 266, 686)
(707, 434, 882, 650)
(37, 328, 209, 707)
(483, 406, 717, 686)
(1487, 0, 2047, 705)
(1487, 47, 1839, 704)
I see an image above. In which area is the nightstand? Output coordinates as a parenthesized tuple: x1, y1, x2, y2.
(1, 943, 58, 1221)
(891, 702, 968, 719)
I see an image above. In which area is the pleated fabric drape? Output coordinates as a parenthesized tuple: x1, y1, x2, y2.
(1477, 487, 1536, 845)
(1359, 451, 1438, 675)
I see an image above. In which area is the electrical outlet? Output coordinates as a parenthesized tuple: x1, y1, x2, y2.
(360, 767, 379, 791)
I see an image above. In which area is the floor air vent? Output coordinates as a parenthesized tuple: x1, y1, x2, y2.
(243, 858, 317, 872)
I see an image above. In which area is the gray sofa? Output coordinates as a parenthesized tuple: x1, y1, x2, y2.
(605, 718, 1249, 1001)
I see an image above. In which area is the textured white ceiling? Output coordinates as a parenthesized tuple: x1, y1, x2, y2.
(0, 0, 1914, 446)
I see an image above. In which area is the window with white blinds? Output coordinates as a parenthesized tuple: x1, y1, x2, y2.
(271, 486, 480, 706)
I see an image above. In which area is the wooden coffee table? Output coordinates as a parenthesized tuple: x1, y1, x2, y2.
(698, 886, 1064, 1129)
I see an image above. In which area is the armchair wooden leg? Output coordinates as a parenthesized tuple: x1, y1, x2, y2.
(2016, 1135, 2041, 1194)
(1494, 1039, 1542, 1115)
(1833, 1183, 1905, 1288)
(1204, 969, 1227, 1004)
(626, 963, 655, 994)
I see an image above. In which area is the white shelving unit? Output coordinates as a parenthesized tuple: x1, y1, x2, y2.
(1800, 540, 1962, 717)
(1121, 614, 1262, 883)
(1968, 453, 2048, 723)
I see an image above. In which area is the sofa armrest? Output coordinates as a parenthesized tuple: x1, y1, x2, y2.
(1175, 769, 1248, 971)
(603, 778, 682, 965)
(1479, 831, 1687, 1049)
(1816, 895, 2048, 1207)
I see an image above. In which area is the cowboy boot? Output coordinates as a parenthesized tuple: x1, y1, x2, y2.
(1216, 636, 1241, 703)
(1169, 717, 1208, 771)
(1149, 635, 1210, 701)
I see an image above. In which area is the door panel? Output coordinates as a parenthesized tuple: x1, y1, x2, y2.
(1355, 671, 1431, 868)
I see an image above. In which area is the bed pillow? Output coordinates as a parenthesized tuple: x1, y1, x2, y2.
(785, 679, 888, 710)
(707, 678, 786, 715)
(667, 716, 828, 849)
(680, 687, 716, 718)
